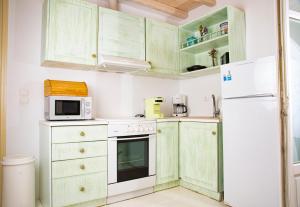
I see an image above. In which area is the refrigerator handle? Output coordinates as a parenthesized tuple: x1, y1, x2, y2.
(224, 93, 275, 100)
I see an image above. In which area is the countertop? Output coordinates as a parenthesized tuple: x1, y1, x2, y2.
(157, 116, 221, 123)
(40, 119, 108, 126)
(40, 116, 221, 126)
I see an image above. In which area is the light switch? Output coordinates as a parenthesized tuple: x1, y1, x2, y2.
(19, 88, 29, 105)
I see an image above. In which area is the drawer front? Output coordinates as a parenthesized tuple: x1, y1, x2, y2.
(52, 157, 107, 178)
(52, 141, 107, 161)
(52, 172, 107, 207)
(52, 125, 107, 143)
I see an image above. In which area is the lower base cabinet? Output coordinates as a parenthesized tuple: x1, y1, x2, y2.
(40, 123, 108, 207)
(155, 122, 179, 191)
(155, 121, 223, 201)
(179, 122, 223, 200)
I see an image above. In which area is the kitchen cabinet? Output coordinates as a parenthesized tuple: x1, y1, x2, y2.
(98, 8, 145, 60)
(145, 19, 179, 74)
(179, 122, 223, 200)
(39, 122, 108, 207)
(155, 122, 179, 191)
(42, 0, 98, 67)
(179, 6, 245, 77)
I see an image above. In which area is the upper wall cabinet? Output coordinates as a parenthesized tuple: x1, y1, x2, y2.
(179, 6, 245, 76)
(146, 19, 179, 74)
(98, 8, 145, 60)
(42, 0, 98, 67)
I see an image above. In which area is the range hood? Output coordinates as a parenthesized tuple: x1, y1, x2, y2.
(97, 55, 151, 73)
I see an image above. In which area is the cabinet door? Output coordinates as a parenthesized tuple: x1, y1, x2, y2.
(45, 0, 98, 65)
(156, 122, 179, 185)
(99, 8, 145, 60)
(146, 19, 179, 74)
(179, 122, 219, 192)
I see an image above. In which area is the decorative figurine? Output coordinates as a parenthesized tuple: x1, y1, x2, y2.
(209, 48, 218, 66)
(199, 25, 209, 41)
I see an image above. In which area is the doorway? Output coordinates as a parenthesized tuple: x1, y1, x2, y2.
(281, 0, 300, 206)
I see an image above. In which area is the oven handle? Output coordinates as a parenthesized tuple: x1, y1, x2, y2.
(108, 136, 152, 141)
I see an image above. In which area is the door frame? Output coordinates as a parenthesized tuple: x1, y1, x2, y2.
(0, 0, 8, 205)
(278, 0, 300, 206)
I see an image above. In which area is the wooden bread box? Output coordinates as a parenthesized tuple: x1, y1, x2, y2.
(44, 79, 88, 97)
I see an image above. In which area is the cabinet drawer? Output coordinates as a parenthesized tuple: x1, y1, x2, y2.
(52, 141, 107, 161)
(52, 125, 107, 143)
(52, 157, 107, 178)
(52, 172, 107, 207)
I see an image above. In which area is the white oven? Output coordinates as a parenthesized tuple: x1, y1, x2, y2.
(107, 119, 156, 199)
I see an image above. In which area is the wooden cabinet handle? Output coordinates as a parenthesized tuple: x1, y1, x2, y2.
(80, 164, 85, 170)
(79, 148, 85, 154)
(157, 129, 162, 133)
(79, 186, 85, 192)
(80, 131, 85, 137)
(92, 54, 97, 58)
(212, 131, 216, 135)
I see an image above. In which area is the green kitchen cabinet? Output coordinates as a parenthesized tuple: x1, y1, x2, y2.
(155, 122, 179, 190)
(179, 6, 245, 75)
(98, 8, 145, 60)
(179, 122, 223, 200)
(146, 19, 179, 74)
(42, 0, 98, 67)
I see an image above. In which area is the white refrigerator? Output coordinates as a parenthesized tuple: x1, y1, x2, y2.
(221, 56, 282, 207)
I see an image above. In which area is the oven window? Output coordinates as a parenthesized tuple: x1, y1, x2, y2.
(117, 138, 149, 182)
(55, 100, 80, 116)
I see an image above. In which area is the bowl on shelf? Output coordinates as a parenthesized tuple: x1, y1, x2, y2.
(186, 65, 207, 72)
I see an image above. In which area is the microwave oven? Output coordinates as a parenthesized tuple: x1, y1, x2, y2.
(44, 96, 92, 120)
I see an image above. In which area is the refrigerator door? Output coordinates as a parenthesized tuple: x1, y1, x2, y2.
(223, 96, 282, 207)
(221, 56, 278, 99)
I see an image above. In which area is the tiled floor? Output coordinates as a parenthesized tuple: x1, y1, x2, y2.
(37, 187, 227, 207)
(108, 187, 227, 207)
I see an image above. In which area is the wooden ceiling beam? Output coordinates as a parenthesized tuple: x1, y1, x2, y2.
(131, 0, 188, 18)
(194, 0, 216, 6)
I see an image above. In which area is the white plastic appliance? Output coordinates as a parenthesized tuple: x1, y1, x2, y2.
(221, 56, 282, 207)
(98, 55, 151, 72)
(172, 95, 188, 117)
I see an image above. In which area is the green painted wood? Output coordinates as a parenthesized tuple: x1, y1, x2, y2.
(98, 7, 145, 60)
(180, 180, 222, 201)
(154, 180, 180, 192)
(178, 6, 245, 73)
(179, 122, 220, 192)
(227, 6, 246, 62)
(52, 141, 107, 161)
(52, 156, 107, 178)
(52, 172, 107, 207)
(43, 0, 98, 65)
(52, 125, 107, 143)
(156, 122, 179, 185)
(146, 19, 179, 74)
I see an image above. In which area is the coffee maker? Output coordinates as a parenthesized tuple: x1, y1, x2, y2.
(172, 95, 188, 117)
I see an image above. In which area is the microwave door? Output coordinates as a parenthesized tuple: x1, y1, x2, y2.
(49, 97, 83, 120)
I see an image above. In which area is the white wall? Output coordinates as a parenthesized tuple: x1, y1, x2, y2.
(179, 0, 278, 116)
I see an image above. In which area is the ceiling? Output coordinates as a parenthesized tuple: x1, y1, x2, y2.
(130, 0, 216, 18)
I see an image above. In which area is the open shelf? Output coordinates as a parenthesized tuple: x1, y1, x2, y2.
(180, 34, 228, 54)
(180, 65, 221, 78)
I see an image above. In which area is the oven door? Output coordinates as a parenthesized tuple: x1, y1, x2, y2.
(108, 134, 156, 184)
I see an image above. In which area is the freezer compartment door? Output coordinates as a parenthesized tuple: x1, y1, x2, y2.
(222, 97, 282, 207)
(221, 56, 278, 99)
